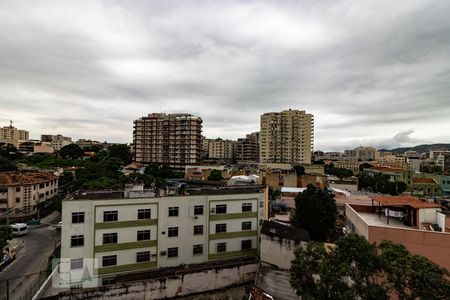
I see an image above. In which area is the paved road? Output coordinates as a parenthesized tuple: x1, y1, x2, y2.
(0, 214, 61, 300)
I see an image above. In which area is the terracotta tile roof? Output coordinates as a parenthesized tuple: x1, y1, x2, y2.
(0, 171, 58, 186)
(372, 196, 441, 209)
(412, 178, 438, 184)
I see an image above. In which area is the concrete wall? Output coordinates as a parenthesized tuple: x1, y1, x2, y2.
(260, 233, 305, 270)
(52, 262, 257, 300)
(345, 204, 369, 239)
(437, 212, 446, 232)
(368, 226, 450, 271)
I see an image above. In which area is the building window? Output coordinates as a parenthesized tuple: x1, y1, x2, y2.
(70, 258, 83, 270)
(138, 209, 151, 219)
(194, 205, 203, 215)
(168, 207, 179, 217)
(193, 225, 203, 235)
(242, 203, 252, 212)
(102, 255, 117, 267)
(241, 240, 252, 250)
(39, 183, 44, 189)
(216, 204, 227, 214)
(193, 244, 203, 255)
(167, 247, 178, 258)
(217, 242, 226, 253)
(103, 211, 118, 222)
(242, 221, 252, 231)
(70, 235, 84, 247)
(136, 251, 151, 263)
(103, 233, 118, 244)
(15, 187, 21, 192)
(137, 230, 151, 241)
(72, 212, 85, 224)
(15, 197, 20, 203)
(168, 227, 178, 237)
(216, 223, 227, 233)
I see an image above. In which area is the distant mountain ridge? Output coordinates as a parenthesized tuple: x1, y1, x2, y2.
(379, 143, 450, 154)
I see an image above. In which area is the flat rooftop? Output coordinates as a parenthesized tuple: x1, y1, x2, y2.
(357, 212, 412, 229)
(70, 185, 266, 200)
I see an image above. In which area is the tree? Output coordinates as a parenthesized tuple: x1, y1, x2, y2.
(293, 184, 337, 241)
(59, 144, 83, 160)
(208, 169, 223, 181)
(0, 157, 18, 171)
(0, 143, 20, 161)
(108, 144, 132, 164)
(293, 165, 306, 176)
(0, 226, 13, 249)
(359, 162, 374, 172)
(290, 234, 450, 300)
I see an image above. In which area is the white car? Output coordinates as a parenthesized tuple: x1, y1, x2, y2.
(11, 223, 28, 236)
(56, 222, 62, 230)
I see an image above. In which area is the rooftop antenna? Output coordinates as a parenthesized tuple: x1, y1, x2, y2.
(9, 120, 13, 127)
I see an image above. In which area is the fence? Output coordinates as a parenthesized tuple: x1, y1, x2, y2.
(0, 270, 48, 300)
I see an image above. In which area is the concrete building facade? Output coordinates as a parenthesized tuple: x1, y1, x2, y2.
(236, 132, 259, 163)
(208, 139, 236, 161)
(60, 186, 267, 285)
(0, 122, 29, 147)
(133, 113, 203, 168)
(41, 134, 73, 151)
(260, 109, 314, 165)
(0, 171, 59, 213)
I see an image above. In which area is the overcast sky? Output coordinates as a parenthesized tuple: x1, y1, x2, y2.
(1, 1, 449, 151)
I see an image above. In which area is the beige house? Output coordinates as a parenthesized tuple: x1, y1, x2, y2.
(0, 171, 59, 213)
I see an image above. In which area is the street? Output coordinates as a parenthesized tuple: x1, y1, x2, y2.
(0, 213, 61, 300)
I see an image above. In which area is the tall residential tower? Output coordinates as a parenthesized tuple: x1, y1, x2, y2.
(260, 109, 313, 165)
(133, 113, 202, 168)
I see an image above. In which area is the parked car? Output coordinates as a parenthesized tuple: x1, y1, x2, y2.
(56, 221, 62, 230)
(11, 223, 28, 236)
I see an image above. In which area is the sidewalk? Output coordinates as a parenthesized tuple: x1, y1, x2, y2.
(40, 211, 61, 226)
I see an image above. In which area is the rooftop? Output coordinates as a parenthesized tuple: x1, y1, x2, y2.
(412, 178, 438, 184)
(0, 171, 58, 186)
(357, 211, 412, 229)
(70, 185, 266, 200)
(372, 196, 441, 209)
(261, 221, 310, 242)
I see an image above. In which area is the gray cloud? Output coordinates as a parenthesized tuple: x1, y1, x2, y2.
(0, 0, 449, 150)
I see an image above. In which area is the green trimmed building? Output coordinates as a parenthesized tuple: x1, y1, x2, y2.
(60, 186, 267, 285)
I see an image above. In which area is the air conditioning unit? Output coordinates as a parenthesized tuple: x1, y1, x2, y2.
(210, 208, 216, 214)
(160, 251, 167, 256)
(151, 253, 157, 258)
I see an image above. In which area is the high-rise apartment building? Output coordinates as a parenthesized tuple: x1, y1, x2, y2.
(236, 132, 259, 163)
(208, 139, 236, 161)
(41, 134, 72, 151)
(344, 146, 378, 161)
(133, 113, 202, 168)
(260, 109, 314, 165)
(0, 121, 29, 147)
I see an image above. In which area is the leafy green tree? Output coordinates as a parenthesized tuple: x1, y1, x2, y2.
(359, 162, 374, 172)
(379, 241, 450, 300)
(108, 144, 132, 164)
(0, 226, 13, 249)
(293, 184, 337, 241)
(290, 234, 450, 300)
(125, 173, 155, 188)
(0, 143, 20, 161)
(293, 165, 306, 176)
(0, 157, 18, 171)
(144, 164, 184, 179)
(59, 144, 83, 160)
(358, 173, 406, 195)
(208, 169, 224, 181)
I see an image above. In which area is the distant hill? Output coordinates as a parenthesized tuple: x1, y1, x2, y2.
(380, 144, 450, 154)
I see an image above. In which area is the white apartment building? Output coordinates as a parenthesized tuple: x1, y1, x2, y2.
(41, 134, 73, 151)
(60, 186, 267, 285)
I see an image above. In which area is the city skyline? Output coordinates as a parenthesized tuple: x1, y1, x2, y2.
(1, 1, 450, 151)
